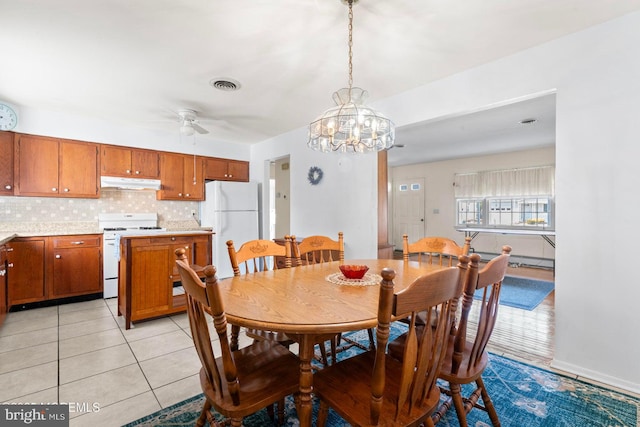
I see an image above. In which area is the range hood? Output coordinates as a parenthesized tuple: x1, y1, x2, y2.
(100, 176, 162, 190)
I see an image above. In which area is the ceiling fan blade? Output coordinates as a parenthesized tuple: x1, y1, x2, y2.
(192, 122, 209, 134)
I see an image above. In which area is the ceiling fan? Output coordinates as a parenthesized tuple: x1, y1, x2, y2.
(177, 109, 209, 136)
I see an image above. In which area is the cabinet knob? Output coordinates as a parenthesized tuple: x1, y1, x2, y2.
(185, 193, 190, 197)
(5, 247, 13, 252)
(63, 188, 70, 192)
(171, 237, 176, 241)
(52, 187, 57, 192)
(178, 193, 183, 197)
(0, 269, 5, 276)
(4, 185, 11, 190)
(126, 169, 131, 174)
(135, 170, 140, 175)
(55, 254, 61, 259)
(7, 262, 14, 268)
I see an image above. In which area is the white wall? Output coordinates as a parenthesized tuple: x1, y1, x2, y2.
(251, 12, 640, 393)
(391, 147, 556, 262)
(251, 127, 378, 260)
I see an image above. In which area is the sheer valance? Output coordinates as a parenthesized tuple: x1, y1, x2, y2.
(454, 165, 555, 198)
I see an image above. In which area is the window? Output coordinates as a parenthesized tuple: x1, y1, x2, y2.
(457, 199, 483, 225)
(487, 197, 551, 227)
(454, 166, 554, 230)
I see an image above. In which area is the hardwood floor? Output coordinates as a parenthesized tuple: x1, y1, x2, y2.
(479, 263, 554, 367)
(392, 251, 555, 368)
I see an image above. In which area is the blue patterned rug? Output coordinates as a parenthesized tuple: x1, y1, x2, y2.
(475, 275, 555, 311)
(124, 325, 638, 427)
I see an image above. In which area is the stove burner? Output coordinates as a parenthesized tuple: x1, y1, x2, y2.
(103, 227, 127, 231)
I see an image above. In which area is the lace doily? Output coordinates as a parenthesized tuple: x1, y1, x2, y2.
(325, 272, 382, 287)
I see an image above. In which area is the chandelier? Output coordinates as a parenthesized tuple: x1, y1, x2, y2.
(308, 0, 395, 153)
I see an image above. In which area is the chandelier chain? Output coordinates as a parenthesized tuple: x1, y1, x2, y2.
(347, 0, 353, 99)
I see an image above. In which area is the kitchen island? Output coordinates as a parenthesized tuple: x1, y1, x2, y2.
(117, 230, 213, 329)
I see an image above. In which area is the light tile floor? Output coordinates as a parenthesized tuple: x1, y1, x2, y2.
(2, 293, 638, 426)
(0, 297, 257, 427)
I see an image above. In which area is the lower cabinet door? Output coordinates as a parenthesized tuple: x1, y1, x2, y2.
(51, 246, 102, 299)
(130, 245, 172, 319)
(7, 239, 47, 306)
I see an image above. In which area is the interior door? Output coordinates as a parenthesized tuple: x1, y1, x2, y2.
(392, 178, 425, 250)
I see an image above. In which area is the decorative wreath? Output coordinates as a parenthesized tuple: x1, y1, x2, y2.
(307, 166, 324, 185)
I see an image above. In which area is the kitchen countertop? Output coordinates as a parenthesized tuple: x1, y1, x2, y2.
(0, 220, 214, 240)
(117, 230, 214, 238)
(0, 233, 17, 245)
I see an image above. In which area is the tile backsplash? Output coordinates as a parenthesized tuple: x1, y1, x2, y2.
(0, 189, 199, 224)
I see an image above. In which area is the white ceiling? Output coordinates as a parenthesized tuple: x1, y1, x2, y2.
(1, 1, 639, 166)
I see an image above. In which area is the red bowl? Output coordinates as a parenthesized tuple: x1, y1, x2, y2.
(339, 264, 369, 280)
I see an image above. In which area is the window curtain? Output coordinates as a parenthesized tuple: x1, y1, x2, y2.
(454, 166, 555, 198)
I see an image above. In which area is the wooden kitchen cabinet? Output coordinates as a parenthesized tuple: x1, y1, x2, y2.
(0, 132, 14, 195)
(14, 134, 100, 198)
(204, 157, 249, 182)
(101, 145, 159, 178)
(6, 237, 47, 306)
(118, 231, 212, 329)
(157, 152, 204, 201)
(50, 235, 102, 299)
(6, 235, 102, 308)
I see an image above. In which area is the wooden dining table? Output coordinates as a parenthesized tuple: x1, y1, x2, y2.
(218, 258, 448, 427)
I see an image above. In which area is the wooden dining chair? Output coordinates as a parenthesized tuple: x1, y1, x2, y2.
(313, 259, 468, 427)
(174, 248, 300, 427)
(431, 247, 511, 427)
(288, 233, 348, 366)
(291, 232, 344, 265)
(400, 234, 471, 329)
(226, 238, 294, 348)
(403, 234, 471, 265)
(227, 238, 291, 275)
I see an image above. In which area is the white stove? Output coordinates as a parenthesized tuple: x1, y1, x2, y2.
(98, 213, 166, 298)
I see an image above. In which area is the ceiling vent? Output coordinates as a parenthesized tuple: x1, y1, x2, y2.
(209, 78, 241, 92)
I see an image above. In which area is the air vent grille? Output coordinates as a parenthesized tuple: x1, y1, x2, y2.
(210, 78, 241, 92)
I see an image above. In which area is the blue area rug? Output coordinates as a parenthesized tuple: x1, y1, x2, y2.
(124, 324, 638, 427)
(475, 275, 554, 310)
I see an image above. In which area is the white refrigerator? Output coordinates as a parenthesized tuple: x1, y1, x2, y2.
(200, 181, 259, 279)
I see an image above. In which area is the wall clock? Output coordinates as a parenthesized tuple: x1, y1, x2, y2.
(307, 166, 324, 185)
(0, 103, 17, 131)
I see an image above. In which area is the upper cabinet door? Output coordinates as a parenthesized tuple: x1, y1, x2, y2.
(59, 140, 99, 198)
(101, 145, 159, 178)
(182, 155, 204, 200)
(131, 149, 159, 178)
(101, 145, 131, 176)
(157, 152, 185, 199)
(204, 157, 249, 182)
(14, 134, 60, 196)
(226, 160, 249, 182)
(0, 132, 14, 195)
